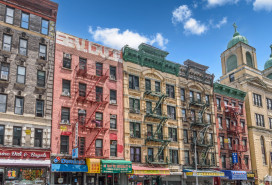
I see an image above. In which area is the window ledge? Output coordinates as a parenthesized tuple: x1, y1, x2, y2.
(61, 94, 71, 98)
(110, 128, 118, 131)
(109, 103, 118, 106)
(35, 86, 46, 94)
(14, 82, 25, 90)
(36, 58, 47, 65)
(0, 79, 9, 84)
(61, 67, 72, 71)
(130, 136, 141, 139)
(109, 78, 117, 82)
(0, 50, 11, 58)
(16, 54, 28, 60)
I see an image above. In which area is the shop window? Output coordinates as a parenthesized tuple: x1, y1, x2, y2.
(96, 62, 103, 76)
(95, 139, 103, 156)
(253, 93, 262, 106)
(15, 97, 24, 115)
(110, 140, 117, 157)
(79, 137, 85, 156)
(41, 19, 49, 35)
(39, 44, 47, 60)
(61, 107, 70, 124)
(13, 127, 22, 146)
(155, 81, 160, 92)
(110, 66, 116, 80)
(147, 148, 153, 162)
(0, 125, 4, 145)
(60, 135, 69, 154)
(19, 39, 27, 56)
(78, 109, 86, 125)
(21, 12, 29, 29)
(0, 63, 9, 81)
(5, 7, 14, 24)
(37, 70, 45, 87)
(147, 124, 153, 138)
(167, 106, 176, 120)
(110, 114, 117, 129)
(130, 147, 141, 162)
(95, 112, 103, 127)
(96, 86, 103, 102)
(36, 100, 44, 117)
(146, 101, 152, 114)
(184, 151, 190, 165)
(110, 90, 117, 104)
(129, 74, 139, 90)
(63, 53, 72, 69)
(168, 127, 177, 142)
(169, 150, 178, 164)
(255, 113, 265, 127)
(166, 84, 175, 98)
(130, 122, 140, 138)
(34, 128, 43, 147)
(0, 94, 7, 113)
(62, 80, 70, 96)
(129, 98, 140, 114)
(145, 79, 151, 91)
(183, 129, 188, 143)
(79, 83, 86, 97)
(180, 88, 185, 101)
(17, 66, 26, 84)
(79, 58, 87, 70)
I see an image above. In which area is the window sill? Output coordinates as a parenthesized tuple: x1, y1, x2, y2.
(109, 78, 117, 82)
(0, 50, 12, 57)
(61, 67, 72, 71)
(17, 54, 28, 60)
(129, 88, 140, 92)
(14, 82, 25, 90)
(110, 128, 118, 131)
(109, 103, 118, 106)
(130, 136, 141, 139)
(35, 86, 46, 94)
(0, 79, 9, 84)
(36, 58, 47, 65)
(61, 94, 71, 98)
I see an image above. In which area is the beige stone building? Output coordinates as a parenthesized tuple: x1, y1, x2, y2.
(220, 24, 272, 184)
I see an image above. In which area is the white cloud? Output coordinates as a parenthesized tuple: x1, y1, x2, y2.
(253, 0, 272, 11)
(206, 0, 239, 7)
(88, 27, 168, 50)
(172, 5, 192, 24)
(184, 18, 208, 35)
(215, 17, 228, 28)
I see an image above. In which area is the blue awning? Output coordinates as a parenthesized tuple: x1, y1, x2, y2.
(51, 164, 88, 172)
(222, 170, 247, 180)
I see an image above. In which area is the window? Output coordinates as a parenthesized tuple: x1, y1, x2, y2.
(242, 139, 247, 150)
(130, 147, 141, 162)
(0, 125, 4, 145)
(0, 63, 9, 81)
(36, 100, 44, 117)
(147, 125, 153, 138)
(129, 98, 140, 113)
(180, 88, 185, 101)
(226, 119, 230, 129)
(79, 137, 85, 156)
(95, 112, 103, 127)
(155, 81, 160, 92)
(62, 80, 70, 96)
(96, 62, 103, 76)
(182, 109, 186, 121)
(96, 86, 103, 102)
(267, 98, 272, 110)
(158, 149, 164, 162)
(244, 156, 249, 168)
(167, 106, 176, 120)
(183, 130, 188, 143)
(3, 34, 11, 52)
(13, 127, 22, 146)
(110, 66, 116, 80)
(228, 137, 232, 148)
(184, 151, 190, 165)
(79, 83, 86, 97)
(253, 93, 262, 106)
(220, 136, 224, 148)
(205, 95, 210, 105)
(239, 104, 243, 114)
(270, 118, 272, 129)
(209, 133, 213, 145)
(169, 150, 178, 164)
(61, 107, 70, 124)
(189, 91, 194, 102)
(168, 127, 177, 142)
(60, 135, 69, 154)
(78, 109, 86, 125)
(255, 114, 265, 127)
(34, 129, 43, 147)
(218, 117, 223, 129)
(229, 156, 232, 167)
(192, 131, 197, 141)
(21, 12, 29, 29)
(17, 66, 26, 84)
(158, 126, 163, 140)
(110, 90, 117, 104)
(211, 153, 215, 166)
(147, 148, 153, 162)
(224, 100, 228, 107)
(146, 101, 152, 114)
(110, 140, 117, 157)
(63, 54, 71, 69)
(155, 104, 162, 116)
(0, 94, 7, 113)
(216, 98, 221, 110)
(261, 136, 267, 165)
(19, 39, 27, 56)
(41, 19, 49, 35)
(191, 110, 196, 122)
(37, 71, 45, 87)
(95, 139, 103, 156)
(129, 75, 139, 90)
(229, 73, 235, 82)
(14, 97, 24, 115)
(221, 155, 226, 168)
(145, 79, 151, 91)
(39, 44, 47, 60)
(110, 115, 117, 129)
(166, 84, 175, 98)
(196, 92, 201, 102)
(79, 58, 87, 70)
(241, 120, 245, 131)
(130, 122, 140, 138)
(5, 7, 14, 24)
(206, 114, 211, 123)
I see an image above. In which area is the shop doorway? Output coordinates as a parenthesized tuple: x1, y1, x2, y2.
(0, 173, 3, 185)
(99, 176, 105, 185)
(72, 176, 83, 185)
(86, 176, 96, 185)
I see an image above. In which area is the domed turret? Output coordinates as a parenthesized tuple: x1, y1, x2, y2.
(227, 23, 249, 49)
(264, 45, 272, 70)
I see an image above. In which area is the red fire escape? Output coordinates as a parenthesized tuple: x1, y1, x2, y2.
(225, 104, 247, 170)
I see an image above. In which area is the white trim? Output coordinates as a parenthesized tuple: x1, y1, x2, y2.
(0, 159, 50, 166)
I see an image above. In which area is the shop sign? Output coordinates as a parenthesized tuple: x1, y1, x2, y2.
(53, 156, 85, 165)
(86, 158, 100, 173)
(224, 139, 229, 143)
(102, 163, 132, 173)
(132, 170, 170, 175)
(0, 149, 50, 160)
(186, 172, 225, 177)
(74, 122, 78, 147)
(25, 130, 31, 135)
(247, 173, 255, 178)
(60, 126, 67, 131)
(72, 148, 78, 159)
(232, 153, 238, 164)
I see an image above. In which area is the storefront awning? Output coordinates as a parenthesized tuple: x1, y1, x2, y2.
(0, 159, 50, 167)
(222, 170, 247, 180)
(51, 164, 88, 172)
(184, 169, 224, 177)
(101, 160, 132, 173)
(129, 165, 170, 176)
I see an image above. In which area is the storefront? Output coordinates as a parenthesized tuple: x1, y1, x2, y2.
(50, 157, 87, 185)
(221, 170, 247, 185)
(161, 172, 183, 185)
(0, 149, 51, 185)
(128, 165, 170, 185)
(245, 173, 255, 185)
(183, 169, 225, 185)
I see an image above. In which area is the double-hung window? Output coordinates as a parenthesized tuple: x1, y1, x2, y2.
(17, 66, 26, 84)
(184, 151, 190, 165)
(37, 71, 45, 87)
(205, 95, 209, 105)
(63, 54, 72, 69)
(182, 109, 186, 121)
(95, 139, 103, 156)
(95, 112, 103, 127)
(147, 125, 153, 138)
(221, 155, 226, 168)
(15, 97, 24, 115)
(79, 137, 85, 156)
(253, 93, 262, 106)
(183, 129, 188, 143)
(0, 63, 9, 81)
(220, 136, 224, 148)
(155, 81, 160, 92)
(39, 44, 47, 60)
(78, 109, 86, 125)
(110, 140, 117, 157)
(191, 110, 196, 122)
(168, 127, 177, 142)
(110, 90, 117, 104)
(167, 106, 176, 120)
(146, 101, 152, 114)
(130, 147, 141, 162)
(62, 80, 71, 96)
(166, 84, 175, 98)
(61, 107, 70, 124)
(145, 79, 151, 91)
(217, 98, 221, 110)
(267, 98, 272, 110)
(96, 86, 103, 102)
(19, 39, 27, 56)
(5, 7, 14, 24)
(41, 19, 49, 35)
(180, 88, 185, 101)
(34, 128, 43, 147)
(110, 66, 116, 80)
(60, 135, 69, 154)
(36, 100, 44, 117)
(0, 94, 7, 113)
(169, 150, 178, 164)
(79, 83, 86, 97)
(79, 58, 87, 70)
(130, 122, 140, 138)
(21, 12, 29, 29)
(110, 115, 117, 129)
(148, 148, 153, 162)
(255, 113, 265, 127)
(269, 118, 272, 129)
(3, 34, 12, 52)
(0, 125, 4, 145)
(13, 127, 22, 146)
(189, 91, 194, 102)
(129, 75, 139, 90)
(129, 98, 140, 113)
(196, 92, 201, 102)
(218, 117, 223, 129)
(96, 62, 103, 76)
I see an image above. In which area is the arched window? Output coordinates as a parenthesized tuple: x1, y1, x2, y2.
(226, 55, 238, 73)
(246, 52, 254, 68)
(260, 136, 267, 165)
(267, 73, 272, 80)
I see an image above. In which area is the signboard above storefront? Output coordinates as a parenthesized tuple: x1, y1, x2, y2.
(222, 170, 247, 180)
(52, 157, 85, 165)
(184, 169, 224, 177)
(0, 149, 50, 160)
(101, 160, 132, 173)
(86, 158, 100, 173)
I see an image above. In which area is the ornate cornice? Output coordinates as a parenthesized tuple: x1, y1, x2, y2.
(214, 82, 246, 100)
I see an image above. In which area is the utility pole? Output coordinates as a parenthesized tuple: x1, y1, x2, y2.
(194, 138, 199, 185)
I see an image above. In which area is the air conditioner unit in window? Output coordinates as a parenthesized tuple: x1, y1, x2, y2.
(1, 74, 8, 80)
(64, 53, 71, 59)
(110, 75, 116, 80)
(110, 115, 117, 119)
(61, 119, 69, 124)
(62, 90, 70, 96)
(110, 100, 116, 104)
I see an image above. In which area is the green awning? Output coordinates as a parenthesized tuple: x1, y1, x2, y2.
(101, 160, 132, 173)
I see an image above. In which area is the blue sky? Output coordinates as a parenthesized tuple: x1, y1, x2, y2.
(52, 0, 272, 79)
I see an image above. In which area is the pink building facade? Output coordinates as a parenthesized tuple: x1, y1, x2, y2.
(51, 31, 125, 184)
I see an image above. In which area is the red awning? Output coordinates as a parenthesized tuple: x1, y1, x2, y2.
(130, 165, 170, 176)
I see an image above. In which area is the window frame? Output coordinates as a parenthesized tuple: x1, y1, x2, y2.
(12, 126, 22, 146)
(0, 63, 9, 81)
(130, 122, 141, 138)
(180, 88, 185, 101)
(110, 89, 117, 104)
(155, 81, 160, 92)
(14, 96, 24, 115)
(145, 78, 151, 91)
(0, 94, 7, 113)
(167, 105, 176, 120)
(129, 74, 139, 90)
(183, 129, 188, 143)
(61, 107, 70, 124)
(110, 140, 117, 157)
(110, 115, 117, 129)
(168, 127, 177, 142)
(169, 149, 178, 164)
(60, 135, 69, 154)
(96, 62, 103, 76)
(166, 84, 175, 98)
(37, 70, 46, 87)
(41, 19, 49, 35)
(34, 128, 43, 147)
(16, 66, 26, 84)
(36, 99, 44, 117)
(39, 44, 47, 60)
(79, 83, 86, 97)
(21, 12, 30, 29)
(109, 66, 116, 80)
(95, 139, 103, 157)
(147, 148, 154, 162)
(19, 38, 28, 56)
(3, 34, 12, 52)
(130, 147, 141, 163)
(129, 98, 140, 113)
(5, 7, 14, 24)
(253, 93, 262, 107)
(62, 79, 71, 96)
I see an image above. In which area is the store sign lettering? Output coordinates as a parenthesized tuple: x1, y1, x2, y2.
(53, 157, 85, 165)
(0, 150, 50, 160)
